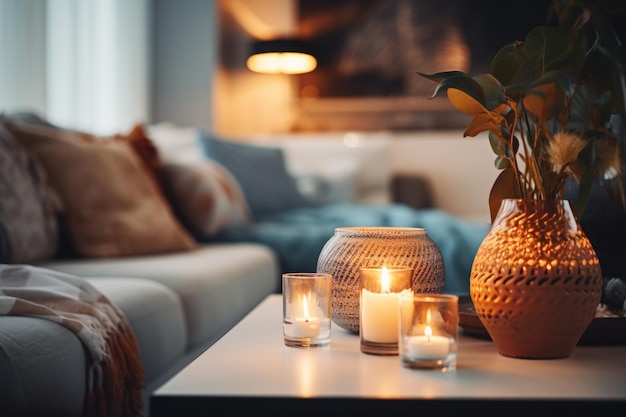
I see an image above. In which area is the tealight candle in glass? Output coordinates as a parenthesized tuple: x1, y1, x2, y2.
(282, 273, 332, 348)
(359, 265, 413, 355)
(399, 293, 458, 371)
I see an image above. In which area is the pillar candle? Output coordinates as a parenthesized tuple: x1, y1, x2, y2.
(360, 266, 413, 343)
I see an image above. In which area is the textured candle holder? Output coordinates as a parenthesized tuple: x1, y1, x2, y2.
(317, 227, 445, 333)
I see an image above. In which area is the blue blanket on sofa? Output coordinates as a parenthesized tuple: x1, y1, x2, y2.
(212, 203, 490, 295)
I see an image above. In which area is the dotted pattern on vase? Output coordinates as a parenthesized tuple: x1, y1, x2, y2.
(317, 227, 445, 333)
(469, 199, 603, 358)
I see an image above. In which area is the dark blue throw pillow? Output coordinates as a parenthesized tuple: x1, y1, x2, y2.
(197, 131, 313, 217)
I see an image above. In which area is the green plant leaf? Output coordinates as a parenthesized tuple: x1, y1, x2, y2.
(431, 75, 486, 103)
(491, 37, 558, 90)
(489, 130, 508, 157)
(556, 2, 586, 30)
(491, 41, 528, 87)
(574, 171, 594, 217)
(473, 74, 507, 110)
(494, 155, 511, 169)
(525, 26, 586, 73)
(416, 70, 466, 83)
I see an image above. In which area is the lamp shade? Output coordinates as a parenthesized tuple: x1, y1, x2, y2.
(246, 38, 317, 75)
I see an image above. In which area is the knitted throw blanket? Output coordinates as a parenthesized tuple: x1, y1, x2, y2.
(0, 264, 144, 417)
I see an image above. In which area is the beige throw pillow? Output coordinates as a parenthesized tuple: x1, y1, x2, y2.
(4, 121, 196, 258)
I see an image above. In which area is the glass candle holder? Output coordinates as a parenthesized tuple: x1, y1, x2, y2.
(282, 273, 332, 348)
(399, 293, 458, 371)
(359, 266, 413, 355)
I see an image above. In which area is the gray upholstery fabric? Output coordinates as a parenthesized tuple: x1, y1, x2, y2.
(38, 243, 280, 350)
(87, 277, 187, 384)
(0, 316, 87, 417)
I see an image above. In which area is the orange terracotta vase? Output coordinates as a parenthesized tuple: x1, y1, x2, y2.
(470, 199, 603, 359)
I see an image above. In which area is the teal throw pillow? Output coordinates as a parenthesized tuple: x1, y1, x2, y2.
(197, 131, 313, 217)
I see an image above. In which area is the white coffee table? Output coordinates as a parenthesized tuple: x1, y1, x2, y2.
(151, 294, 626, 415)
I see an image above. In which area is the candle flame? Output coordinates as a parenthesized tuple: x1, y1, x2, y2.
(425, 325, 433, 342)
(302, 294, 310, 321)
(381, 266, 391, 293)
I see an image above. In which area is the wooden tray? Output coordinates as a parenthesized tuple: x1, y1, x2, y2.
(458, 295, 626, 345)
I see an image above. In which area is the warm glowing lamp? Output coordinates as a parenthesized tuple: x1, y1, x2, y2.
(246, 38, 317, 75)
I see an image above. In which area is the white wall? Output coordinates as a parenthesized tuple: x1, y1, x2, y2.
(240, 129, 497, 223)
(151, 0, 217, 132)
(390, 130, 497, 224)
(0, 0, 47, 116)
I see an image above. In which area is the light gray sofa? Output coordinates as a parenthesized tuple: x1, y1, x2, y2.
(1, 244, 280, 417)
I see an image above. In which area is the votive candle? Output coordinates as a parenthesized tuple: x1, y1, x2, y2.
(360, 265, 413, 355)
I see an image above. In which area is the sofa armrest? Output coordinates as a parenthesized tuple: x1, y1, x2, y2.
(0, 316, 87, 416)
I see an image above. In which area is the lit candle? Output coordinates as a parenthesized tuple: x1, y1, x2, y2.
(361, 267, 412, 343)
(291, 294, 320, 338)
(406, 325, 450, 360)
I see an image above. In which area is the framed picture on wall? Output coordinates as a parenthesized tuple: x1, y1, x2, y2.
(293, 0, 553, 131)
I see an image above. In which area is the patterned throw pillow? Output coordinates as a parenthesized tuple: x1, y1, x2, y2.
(0, 124, 59, 263)
(3, 120, 197, 258)
(159, 161, 251, 238)
(197, 132, 313, 217)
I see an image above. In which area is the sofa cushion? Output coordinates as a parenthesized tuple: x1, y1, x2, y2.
(38, 243, 280, 349)
(197, 132, 313, 217)
(0, 124, 59, 263)
(159, 160, 251, 238)
(3, 120, 196, 258)
(87, 277, 187, 386)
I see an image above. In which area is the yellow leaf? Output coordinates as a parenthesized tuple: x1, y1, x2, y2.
(464, 113, 499, 137)
(522, 83, 558, 119)
(447, 88, 488, 116)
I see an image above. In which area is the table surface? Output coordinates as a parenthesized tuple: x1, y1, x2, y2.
(151, 294, 626, 415)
